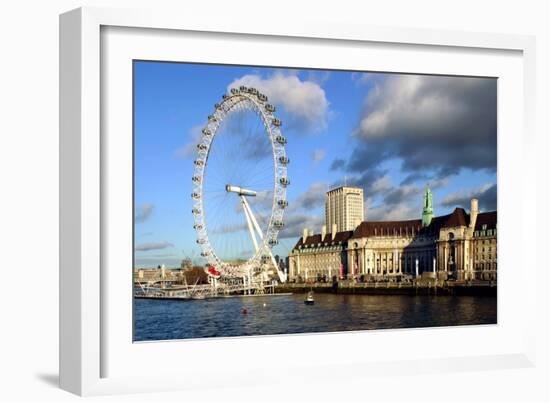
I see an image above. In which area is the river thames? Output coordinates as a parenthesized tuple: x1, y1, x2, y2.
(134, 293, 497, 341)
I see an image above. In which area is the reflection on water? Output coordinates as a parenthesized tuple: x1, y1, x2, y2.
(133, 293, 497, 342)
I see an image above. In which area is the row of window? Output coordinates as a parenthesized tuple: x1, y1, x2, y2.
(474, 229, 496, 237)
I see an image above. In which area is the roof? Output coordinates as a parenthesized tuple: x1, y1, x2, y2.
(351, 219, 422, 239)
(350, 207, 476, 239)
(443, 207, 470, 228)
(474, 211, 497, 231)
(294, 230, 354, 249)
(293, 209, 497, 249)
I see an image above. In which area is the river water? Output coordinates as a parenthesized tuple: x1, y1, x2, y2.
(134, 293, 497, 342)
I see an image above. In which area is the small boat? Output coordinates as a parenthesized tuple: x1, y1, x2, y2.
(304, 291, 314, 305)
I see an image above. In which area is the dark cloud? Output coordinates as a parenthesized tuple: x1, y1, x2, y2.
(383, 186, 423, 206)
(400, 173, 430, 186)
(135, 241, 174, 252)
(293, 182, 327, 210)
(340, 169, 389, 196)
(135, 203, 154, 223)
(278, 213, 324, 239)
(348, 75, 496, 181)
(441, 183, 497, 212)
(329, 158, 346, 171)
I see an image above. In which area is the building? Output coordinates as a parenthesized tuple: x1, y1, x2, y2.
(289, 187, 497, 282)
(325, 186, 364, 233)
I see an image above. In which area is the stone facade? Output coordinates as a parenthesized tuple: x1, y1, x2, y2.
(289, 189, 497, 283)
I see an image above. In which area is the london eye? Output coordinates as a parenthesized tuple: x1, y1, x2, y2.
(191, 86, 289, 283)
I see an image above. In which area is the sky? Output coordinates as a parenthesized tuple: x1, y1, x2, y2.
(134, 61, 497, 268)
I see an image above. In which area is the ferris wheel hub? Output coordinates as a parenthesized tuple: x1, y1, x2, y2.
(225, 185, 257, 197)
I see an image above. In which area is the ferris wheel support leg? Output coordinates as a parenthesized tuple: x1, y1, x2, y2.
(241, 196, 259, 252)
(241, 196, 288, 283)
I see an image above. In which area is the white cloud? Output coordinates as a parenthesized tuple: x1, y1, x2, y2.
(135, 203, 154, 223)
(135, 241, 174, 252)
(351, 72, 374, 85)
(441, 183, 496, 211)
(365, 196, 419, 222)
(228, 72, 329, 133)
(370, 175, 393, 194)
(312, 148, 326, 163)
(174, 125, 203, 160)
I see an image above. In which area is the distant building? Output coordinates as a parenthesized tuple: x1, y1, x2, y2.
(180, 258, 192, 270)
(289, 187, 497, 282)
(325, 186, 364, 233)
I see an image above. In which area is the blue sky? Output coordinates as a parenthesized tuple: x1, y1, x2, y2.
(134, 61, 497, 268)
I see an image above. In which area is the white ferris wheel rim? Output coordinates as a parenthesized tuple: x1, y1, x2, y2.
(191, 86, 289, 277)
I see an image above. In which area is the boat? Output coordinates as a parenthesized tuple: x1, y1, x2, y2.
(304, 291, 314, 305)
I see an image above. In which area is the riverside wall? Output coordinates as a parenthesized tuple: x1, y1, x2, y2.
(274, 281, 497, 297)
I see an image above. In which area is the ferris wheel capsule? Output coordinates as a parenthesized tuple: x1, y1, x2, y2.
(278, 200, 288, 208)
(278, 156, 289, 164)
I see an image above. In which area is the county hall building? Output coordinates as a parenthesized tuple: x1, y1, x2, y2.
(288, 186, 497, 282)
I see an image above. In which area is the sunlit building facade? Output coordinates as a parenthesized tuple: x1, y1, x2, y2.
(289, 187, 497, 282)
(325, 186, 364, 233)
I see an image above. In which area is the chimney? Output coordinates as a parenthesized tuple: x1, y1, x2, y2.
(321, 225, 327, 239)
(303, 228, 308, 241)
(469, 198, 479, 229)
(331, 223, 337, 238)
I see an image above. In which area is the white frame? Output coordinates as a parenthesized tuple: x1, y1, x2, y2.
(60, 6, 537, 396)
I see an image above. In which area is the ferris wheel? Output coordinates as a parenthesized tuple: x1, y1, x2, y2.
(191, 86, 289, 282)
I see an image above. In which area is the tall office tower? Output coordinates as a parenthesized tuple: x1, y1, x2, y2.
(325, 186, 365, 233)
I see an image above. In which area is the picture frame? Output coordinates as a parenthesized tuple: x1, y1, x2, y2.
(60, 6, 537, 396)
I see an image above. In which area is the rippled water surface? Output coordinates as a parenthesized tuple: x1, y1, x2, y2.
(134, 293, 497, 341)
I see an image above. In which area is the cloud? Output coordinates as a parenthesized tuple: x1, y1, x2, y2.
(312, 149, 326, 163)
(293, 182, 328, 210)
(342, 168, 389, 196)
(278, 213, 324, 239)
(330, 158, 346, 171)
(228, 72, 330, 133)
(366, 200, 420, 221)
(351, 72, 374, 85)
(174, 125, 203, 160)
(343, 172, 433, 221)
(135, 241, 174, 252)
(441, 183, 497, 211)
(135, 203, 154, 223)
(382, 185, 423, 205)
(211, 222, 248, 235)
(349, 74, 496, 179)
